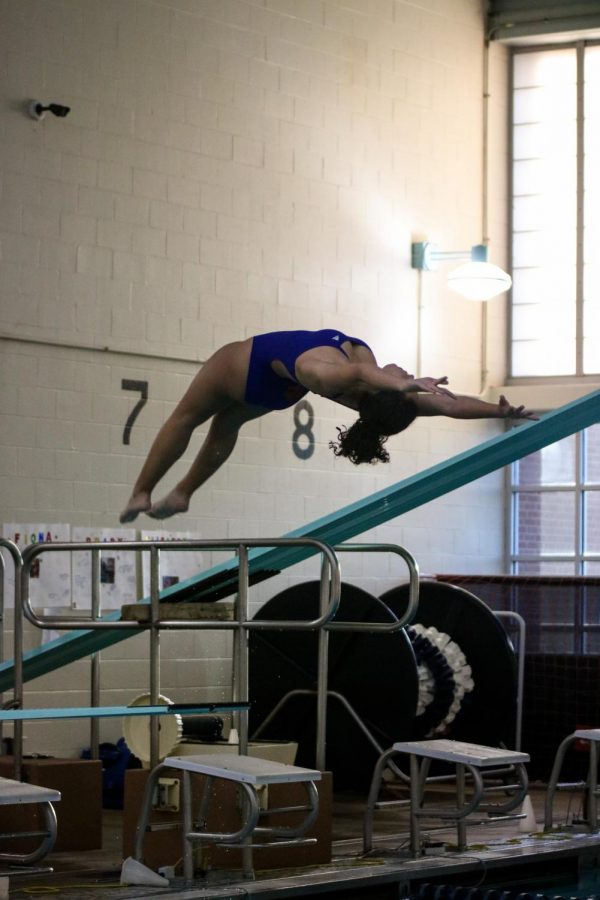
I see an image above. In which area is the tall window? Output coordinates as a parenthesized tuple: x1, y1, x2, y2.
(510, 423, 600, 574)
(511, 44, 600, 377)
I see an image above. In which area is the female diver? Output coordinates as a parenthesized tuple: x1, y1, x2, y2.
(119, 328, 536, 523)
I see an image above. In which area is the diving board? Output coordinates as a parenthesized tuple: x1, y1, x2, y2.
(1, 388, 598, 692)
(0, 702, 248, 722)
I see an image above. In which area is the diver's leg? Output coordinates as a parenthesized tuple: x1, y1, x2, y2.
(119, 344, 246, 523)
(148, 403, 267, 519)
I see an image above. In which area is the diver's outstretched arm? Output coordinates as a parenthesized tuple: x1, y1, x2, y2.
(413, 393, 538, 421)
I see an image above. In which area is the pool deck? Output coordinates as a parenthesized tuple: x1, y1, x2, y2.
(4, 784, 600, 899)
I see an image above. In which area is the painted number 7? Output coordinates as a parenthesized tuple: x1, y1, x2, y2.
(121, 379, 149, 445)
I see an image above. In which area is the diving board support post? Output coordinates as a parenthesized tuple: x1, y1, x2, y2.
(90, 547, 100, 764)
(149, 543, 160, 768)
(234, 544, 250, 755)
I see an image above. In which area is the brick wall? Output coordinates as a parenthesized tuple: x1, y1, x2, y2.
(0, 0, 510, 758)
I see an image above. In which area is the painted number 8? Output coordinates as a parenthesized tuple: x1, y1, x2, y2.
(292, 399, 315, 460)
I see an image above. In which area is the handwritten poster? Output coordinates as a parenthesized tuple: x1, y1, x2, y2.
(140, 530, 204, 598)
(1, 524, 71, 609)
(71, 527, 137, 610)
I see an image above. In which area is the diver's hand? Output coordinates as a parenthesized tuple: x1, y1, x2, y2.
(380, 365, 455, 397)
(410, 376, 455, 398)
(498, 394, 539, 420)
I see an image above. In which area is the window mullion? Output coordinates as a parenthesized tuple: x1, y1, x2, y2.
(576, 40, 585, 377)
(576, 429, 584, 577)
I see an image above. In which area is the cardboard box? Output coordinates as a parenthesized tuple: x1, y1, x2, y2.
(0, 756, 102, 852)
(122, 766, 332, 873)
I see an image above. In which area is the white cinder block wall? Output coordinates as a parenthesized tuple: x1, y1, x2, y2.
(0, 0, 509, 758)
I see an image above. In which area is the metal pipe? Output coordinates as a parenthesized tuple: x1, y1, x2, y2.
(149, 545, 160, 770)
(315, 555, 331, 771)
(14, 538, 421, 787)
(19, 538, 343, 631)
(330, 543, 420, 631)
(90, 548, 101, 760)
(0, 541, 25, 777)
(236, 544, 250, 755)
(495, 610, 526, 751)
(0, 551, 4, 752)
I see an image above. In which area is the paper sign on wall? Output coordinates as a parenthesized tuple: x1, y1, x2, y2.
(71, 527, 137, 610)
(1, 524, 71, 609)
(140, 530, 203, 597)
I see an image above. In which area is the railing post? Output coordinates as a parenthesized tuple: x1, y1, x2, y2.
(316, 555, 331, 772)
(236, 544, 249, 755)
(90, 548, 101, 761)
(0, 541, 22, 775)
(149, 544, 161, 769)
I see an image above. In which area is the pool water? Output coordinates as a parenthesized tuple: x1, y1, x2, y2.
(414, 869, 600, 900)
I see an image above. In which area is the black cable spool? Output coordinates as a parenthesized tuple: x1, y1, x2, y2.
(380, 580, 518, 748)
(248, 580, 418, 789)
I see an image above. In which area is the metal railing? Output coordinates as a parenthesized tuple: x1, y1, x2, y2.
(0, 539, 22, 767)
(3, 537, 420, 775)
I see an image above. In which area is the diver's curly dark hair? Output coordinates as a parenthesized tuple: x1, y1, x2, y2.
(329, 390, 418, 465)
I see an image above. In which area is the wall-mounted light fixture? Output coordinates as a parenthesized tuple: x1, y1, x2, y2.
(411, 241, 512, 301)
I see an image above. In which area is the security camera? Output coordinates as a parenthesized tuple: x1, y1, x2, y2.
(28, 100, 71, 121)
(48, 103, 70, 117)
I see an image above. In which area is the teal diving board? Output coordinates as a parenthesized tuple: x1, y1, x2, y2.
(1, 388, 598, 692)
(0, 701, 248, 722)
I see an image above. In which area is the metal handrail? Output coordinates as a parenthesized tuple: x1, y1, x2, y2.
(331, 543, 420, 631)
(494, 610, 525, 752)
(19, 538, 342, 631)
(15, 537, 420, 772)
(0, 539, 23, 776)
(16, 537, 343, 769)
(248, 542, 420, 769)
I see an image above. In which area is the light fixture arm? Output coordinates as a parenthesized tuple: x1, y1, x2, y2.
(411, 241, 488, 271)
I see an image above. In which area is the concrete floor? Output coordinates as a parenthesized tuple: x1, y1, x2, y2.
(3, 782, 600, 899)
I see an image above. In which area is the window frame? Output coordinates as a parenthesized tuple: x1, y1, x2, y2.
(507, 427, 600, 574)
(506, 426, 600, 652)
(508, 39, 600, 384)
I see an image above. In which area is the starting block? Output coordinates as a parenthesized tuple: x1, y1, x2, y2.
(364, 739, 529, 857)
(133, 753, 321, 881)
(0, 777, 61, 869)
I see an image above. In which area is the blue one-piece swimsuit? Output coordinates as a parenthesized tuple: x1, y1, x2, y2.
(244, 329, 371, 410)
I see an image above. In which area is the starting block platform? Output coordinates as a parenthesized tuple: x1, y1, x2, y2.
(545, 728, 600, 831)
(133, 753, 321, 881)
(365, 739, 530, 857)
(0, 776, 61, 868)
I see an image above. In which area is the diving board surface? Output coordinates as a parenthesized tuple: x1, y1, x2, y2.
(0, 702, 248, 722)
(1, 389, 598, 692)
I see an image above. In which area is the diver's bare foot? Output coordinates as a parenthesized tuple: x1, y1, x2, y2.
(119, 493, 152, 524)
(148, 489, 190, 520)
